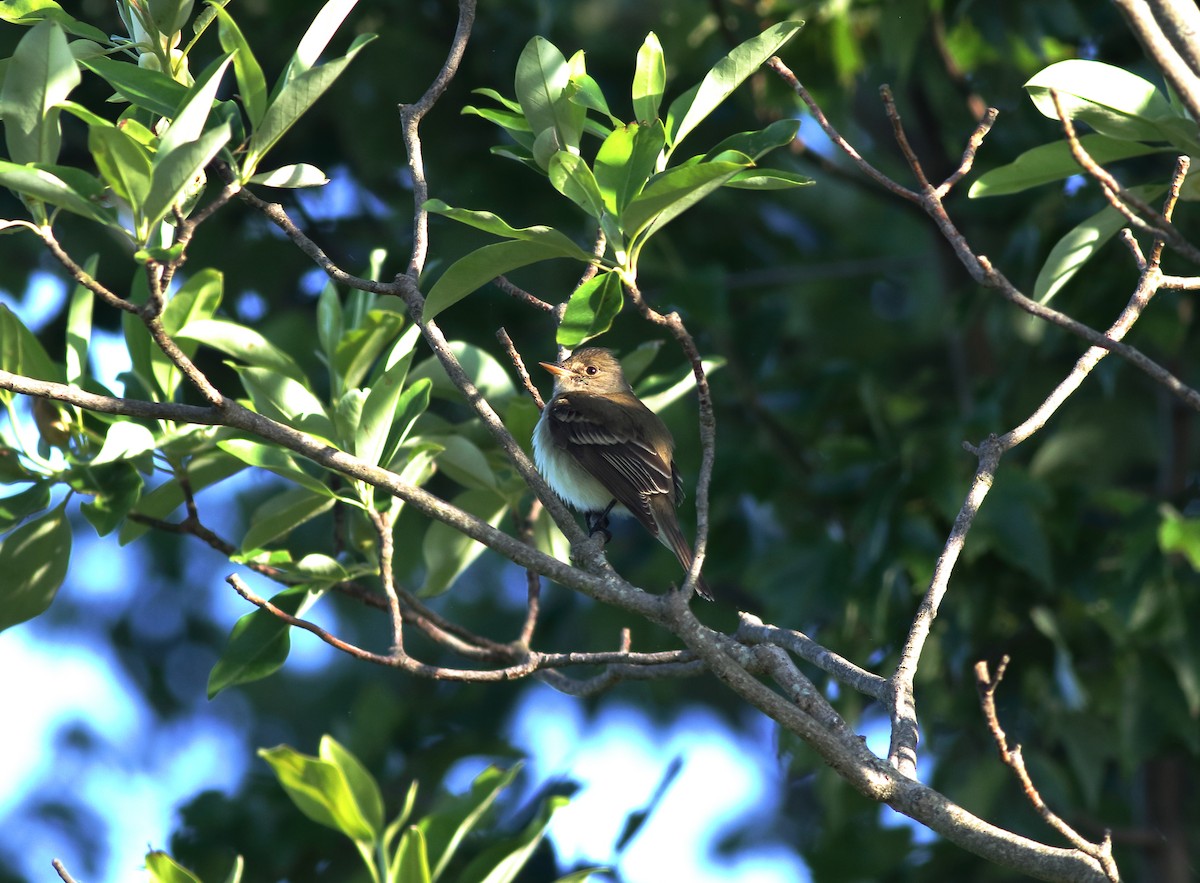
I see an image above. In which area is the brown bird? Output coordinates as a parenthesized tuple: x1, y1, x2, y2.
(532, 347, 713, 601)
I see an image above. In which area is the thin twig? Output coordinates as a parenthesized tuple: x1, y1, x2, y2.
(493, 275, 555, 312)
(496, 326, 544, 409)
(52, 859, 79, 883)
(975, 657, 1121, 881)
(399, 0, 476, 279)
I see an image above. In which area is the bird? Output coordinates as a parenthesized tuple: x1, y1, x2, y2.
(532, 347, 713, 601)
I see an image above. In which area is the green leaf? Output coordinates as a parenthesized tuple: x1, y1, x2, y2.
(248, 163, 329, 187)
(632, 32, 665, 123)
(91, 421, 157, 465)
(145, 120, 231, 229)
(79, 55, 188, 118)
(421, 488, 508, 595)
(154, 268, 223, 398)
(78, 459, 144, 537)
(334, 308, 406, 393)
(0, 302, 61, 382)
(243, 487, 335, 552)
(220, 855, 245, 883)
(376, 378, 431, 473)
(706, 118, 800, 162)
(145, 851, 203, 883)
(723, 168, 813, 190)
(425, 200, 594, 260)
(408, 342, 516, 403)
(288, 0, 360, 81)
(158, 51, 234, 156)
(557, 270, 623, 347)
(0, 503, 71, 632)
(665, 20, 803, 154)
(0, 482, 51, 534)
(1158, 508, 1200, 570)
(0, 20, 79, 165)
(213, 4, 268, 127)
(594, 121, 665, 215)
(458, 795, 570, 883)
(217, 438, 342, 499)
(421, 434, 497, 492)
(514, 36, 571, 142)
(418, 764, 521, 882)
(259, 739, 380, 843)
(565, 72, 618, 125)
(548, 150, 605, 218)
(638, 355, 724, 413)
(235, 366, 336, 441)
(382, 781, 419, 858)
(207, 584, 317, 697)
(622, 159, 752, 241)
(319, 734, 384, 840)
(247, 32, 376, 176)
(0, 159, 115, 225)
(1033, 185, 1165, 304)
(0, 0, 108, 42)
(1025, 60, 1179, 143)
(355, 326, 423, 466)
(969, 134, 1164, 198)
(174, 317, 307, 381)
(390, 826, 432, 883)
(88, 123, 153, 214)
(424, 241, 586, 320)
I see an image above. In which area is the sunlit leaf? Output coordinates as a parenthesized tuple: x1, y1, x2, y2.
(0, 20, 80, 165)
(145, 851, 203, 883)
(969, 134, 1163, 198)
(248, 163, 330, 187)
(557, 270, 623, 347)
(174, 317, 307, 382)
(213, 4, 268, 127)
(548, 150, 604, 218)
(1032, 185, 1164, 305)
(665, 20, 803, 154)
(632, 32, 665, 124)
(259, 739, 379, 843)
(425, 200, 594, 261)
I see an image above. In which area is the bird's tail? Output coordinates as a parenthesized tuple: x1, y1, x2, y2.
(651, 497, 714, 602)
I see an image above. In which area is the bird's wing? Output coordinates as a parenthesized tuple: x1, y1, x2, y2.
(546, 395, 674, 535)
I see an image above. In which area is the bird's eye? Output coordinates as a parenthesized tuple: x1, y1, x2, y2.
(585, 365, 598, 375)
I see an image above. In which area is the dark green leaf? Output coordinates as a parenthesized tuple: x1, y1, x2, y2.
(421, 488, 508, 595)
(0, 504, 71, 632)
(208, 585, 316, 697)
(0, 482, 51, 533)
(80, 55, 189, 118)
(424, 241, 589, 320)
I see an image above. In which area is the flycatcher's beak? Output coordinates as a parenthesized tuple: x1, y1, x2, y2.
(540, 361, 570, 377)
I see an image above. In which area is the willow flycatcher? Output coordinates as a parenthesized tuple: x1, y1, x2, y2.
(532, 347, 713, 601)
